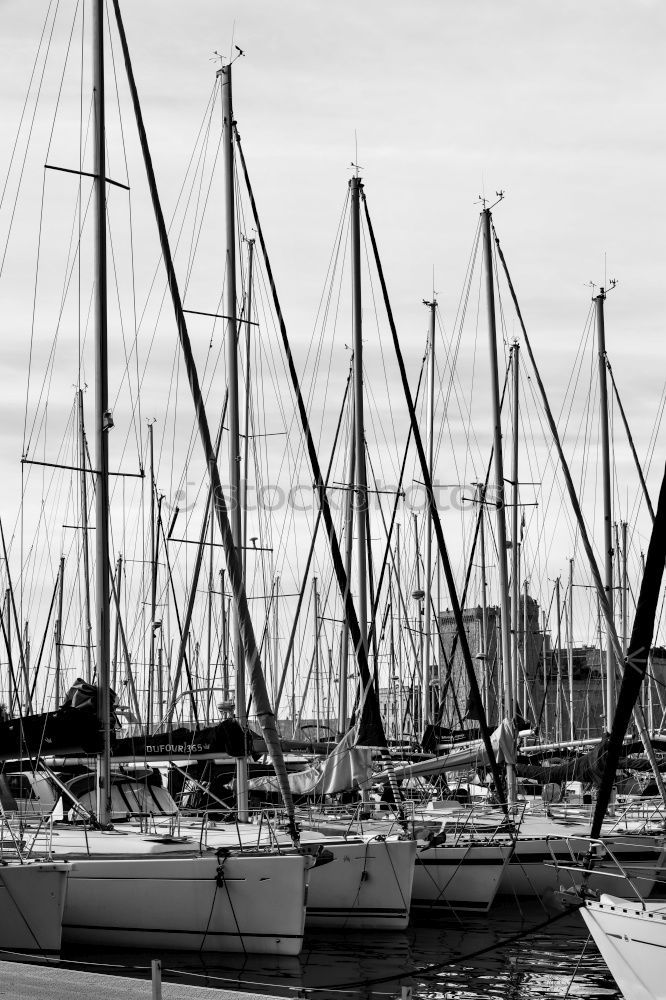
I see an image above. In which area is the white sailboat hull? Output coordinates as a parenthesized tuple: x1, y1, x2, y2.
(581, 894, 666, 1000)
(303, 836, 415, 930)
(62, 852, 309, 954)
(0, 862, 69, 955)
(411, 842, 513, 913)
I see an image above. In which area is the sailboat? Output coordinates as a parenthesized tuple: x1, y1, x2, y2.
(0, 1, 315, 956)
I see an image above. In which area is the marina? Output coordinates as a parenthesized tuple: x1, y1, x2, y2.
(0, 2, 665, 999)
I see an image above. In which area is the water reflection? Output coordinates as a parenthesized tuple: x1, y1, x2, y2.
(60, 901, 620, 999)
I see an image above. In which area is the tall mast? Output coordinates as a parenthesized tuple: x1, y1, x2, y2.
(413, 512, 424, 734)
(219, 63, 248, 819)
(568, 557, 574, 740)
(595, 288, 614, 729)
(148, 421, 156, 732)
(477, 484, 489, 716)
(242, 238, 254, 578)
(389, 567, 396, 739)
(220, 568, 228, 701)
(482, 208, 515, 799)
(93, 0, 111, 826)
(338, 400, 355, 735)
(422, 299, 436, 732)
(621, 521, 628, 657)
(510, 342, 520, 709)
(111, 555, 121, 692)
(5, 590, 12, 715)
(273, 575, 280, 707)
(55, 556, 65, 707)
(313, 576, 320, 742)
(523, 575, 529, 720)
(396, 522, 404, 736)
(541, 608, 548, 738)
(206, 506, 213, 724)
(78, 390, 92, 683)
(350, 175, 368, 667)
(555, 576, 564, 742)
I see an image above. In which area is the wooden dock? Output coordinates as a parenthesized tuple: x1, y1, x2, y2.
(0, 959, 284, 1000)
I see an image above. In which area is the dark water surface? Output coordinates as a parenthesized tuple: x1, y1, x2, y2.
(55, 899, 621, 999)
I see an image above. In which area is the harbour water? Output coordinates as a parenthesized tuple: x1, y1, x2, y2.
(47, 899, 619, 999)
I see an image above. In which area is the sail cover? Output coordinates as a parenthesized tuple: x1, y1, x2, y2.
(373, 720, 515, 783)
(247, 730, 373, 796)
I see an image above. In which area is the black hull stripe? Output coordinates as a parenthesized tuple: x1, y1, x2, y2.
(306, 907, 407, 916)
(63, 924, 302, 939)
(411, 899, 491, 910)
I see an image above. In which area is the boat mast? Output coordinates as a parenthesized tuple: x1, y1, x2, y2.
(273, 575, 280, 707)
(510, 342, 520, 710)
(111, 555, 121, 692)
(78, 390, 93, 683)
(477, 484, 489, 716)
(481, 208, 515, 801)
(555, 576, 564, 743)
(523, 575, 529, 721)
(422, 299, 436, 733)
(92, 0, 111, 826)
(206, 504, 213, 724)
(568, 557, 574, 740)
(413, 512, 424, 733)
(242, 238, 254, 578)
(389, 567, 396, 739)
(350, 175, 369, 672)
(313, 576, 320, 742)
(4, 590, 12, 715)
(55, 556, 65, 707)
(148, 420, 156, 731)
(239, 232, 254, 717)
(338, 399, 355, 735)
(541, 608, 548, 737)
(396, 522, 404, 736)
(219, 63, 248, 820)
(621, 521, 628, 657)
(595, 288, 615, 730)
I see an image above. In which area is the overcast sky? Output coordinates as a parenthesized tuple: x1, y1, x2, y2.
(0, 1, 664, 708)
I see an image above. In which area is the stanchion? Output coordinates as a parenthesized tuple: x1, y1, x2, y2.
(151, 959, 162, 1000)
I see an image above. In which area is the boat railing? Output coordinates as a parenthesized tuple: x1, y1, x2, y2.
(409, 798, 523, 844)
(134, 809, 182, 838)
(546, 836, 650, 907)
(22, 812, 54, 859)
(252, 807, 286, 851)
(605, 795, 665, 834)
(0, 810, 27, 861)
(544, 789, 665, 834)
(191, 807, 286, 853)
(0, 809, 55, 862)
